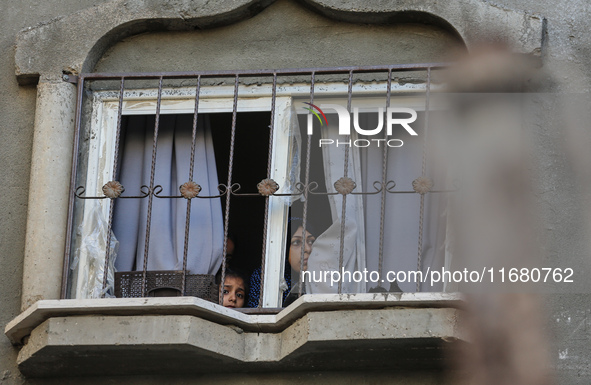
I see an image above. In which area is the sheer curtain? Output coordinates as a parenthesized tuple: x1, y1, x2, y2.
(359, 112, 448, 292)
(112, 114, 224, 275)
(306, 113, 367, 294)
(305, 111, 448, 294)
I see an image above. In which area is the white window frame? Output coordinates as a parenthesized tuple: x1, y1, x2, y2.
(76, 81, 434, 307)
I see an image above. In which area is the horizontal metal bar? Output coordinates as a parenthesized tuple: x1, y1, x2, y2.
(62, 74, 79, 84)
(79, 62, 451, 81)
(75, 181, 457, 200)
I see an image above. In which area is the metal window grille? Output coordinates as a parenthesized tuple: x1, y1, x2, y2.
(62, 63, 451, 307)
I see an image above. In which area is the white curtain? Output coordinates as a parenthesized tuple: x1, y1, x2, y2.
(359, 112, 448, 292)
(306, 113, 367, 294)
(112, 114, 223, 275)
(70, 201, 119, 298)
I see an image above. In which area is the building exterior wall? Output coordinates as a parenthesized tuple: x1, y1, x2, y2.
(495, 0, 591, 381)
(0, 3, 111, 382)
(92, 0, 460, 74)
(1, 0, 590, 383)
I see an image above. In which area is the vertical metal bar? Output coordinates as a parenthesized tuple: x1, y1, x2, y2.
(377, 69, 392, 288)
(141, 76, 164, 297)
(61, 76, 86, 299)
(337, 70, 354, 294)
(416, 67, 431, 292)
(181, 76, 202, 295)
(219, 74, 240, 305)
(258, 73, 278, 307)
(299, 72, 315, 297)
(101, 77, 126, 296)
(110, 77, 127, 179)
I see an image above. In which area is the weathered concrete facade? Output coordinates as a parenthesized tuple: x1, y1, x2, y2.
(1, 0, 590, 383)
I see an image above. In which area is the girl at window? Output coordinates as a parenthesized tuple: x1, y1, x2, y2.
(247, 218, 316, 308)
(218, 268, 248, 309)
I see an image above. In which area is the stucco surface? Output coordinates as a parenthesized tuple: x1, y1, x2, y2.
(1, 0, 591, 384)
(93, 0, 460, 74)
(14, 0, 542, 82)
(22, 371, 454, 385)
(0, 2, 112, 383)
(491, 0, 591, 381)
(490, 0, 591, 262)
(15, 308, 461, 376)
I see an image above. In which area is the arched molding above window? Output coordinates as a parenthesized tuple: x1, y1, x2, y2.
(299, 0, 544, 54)
(15, 0, 544, 84)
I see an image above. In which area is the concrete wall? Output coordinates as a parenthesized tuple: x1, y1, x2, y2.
(10, 370, 458, 384)
(493, 0, 591, 382)
(0, 3, 111, 383)
(1, 0, 590, 383)
(93, 0, 460, 73)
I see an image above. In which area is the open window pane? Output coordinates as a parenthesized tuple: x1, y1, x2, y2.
(68, 87, 298, 306)
(293, 101, 449, 295)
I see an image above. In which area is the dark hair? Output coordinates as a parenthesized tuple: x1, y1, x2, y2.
(216, 267, 249, 294)
(287, 217, 316, 239)
(285, 217, 316, 269)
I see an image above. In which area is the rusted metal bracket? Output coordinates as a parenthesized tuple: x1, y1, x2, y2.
(62, 74, 78, 84)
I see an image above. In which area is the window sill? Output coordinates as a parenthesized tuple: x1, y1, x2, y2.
(5, 293, 466, 377)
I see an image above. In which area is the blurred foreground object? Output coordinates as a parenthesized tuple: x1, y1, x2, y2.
(445, 46, 554, 385)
